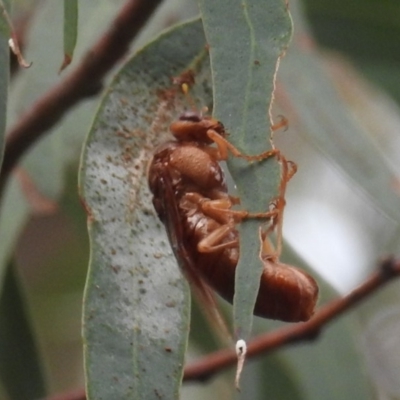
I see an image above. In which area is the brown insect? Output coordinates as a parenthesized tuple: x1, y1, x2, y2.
(148, 112, 318, 322)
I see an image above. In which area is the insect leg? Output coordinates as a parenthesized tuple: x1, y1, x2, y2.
(197, 223, 238, 253)
(271, 115, 288, 132)
(183, 192, 279, 225)
(264, 154, 297, 258)
(206, 129, 279, 161)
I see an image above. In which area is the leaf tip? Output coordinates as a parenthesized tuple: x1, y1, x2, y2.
(59, 53, 73, 73)
(235, 338, 247, 390)
(9, 38, 32, 68)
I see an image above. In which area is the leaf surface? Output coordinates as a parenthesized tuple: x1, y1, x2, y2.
(0, 0, 9, 169)
(0, 0, 11, 38)
(0, 178, 30, 290)
(0, 263, 46, 400)
(199, 0, 293, 339)
(80, 20, 212, 399)
(61, 0, 78, 71)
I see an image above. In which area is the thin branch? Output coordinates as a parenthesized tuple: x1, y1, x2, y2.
(183, 257, 400, 381)
(44, 257, 400, 399)
(0, 0, 163, 193)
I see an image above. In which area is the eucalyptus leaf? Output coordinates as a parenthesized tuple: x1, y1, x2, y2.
(62, 0, 78, 70)
(0, 0, 11, 38)
(0, 263, 46, 400)
(80, 20, 213, 399)
(0, 0, 8, 169)
(0, 177, 30, 292)
(198, 0, 293, 339)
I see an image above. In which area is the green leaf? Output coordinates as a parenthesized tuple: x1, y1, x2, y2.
(79, 20, 213, 399)
(198, 0, 293, 339)
(0, 0, 9, 169)
(0, 178, 30, 291)
(0, 0, 11, 38)
(0, 262, 46, 400)
(61, 0, 78, 70)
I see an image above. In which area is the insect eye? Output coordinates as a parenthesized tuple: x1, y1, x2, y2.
(179, 111, 201, 123)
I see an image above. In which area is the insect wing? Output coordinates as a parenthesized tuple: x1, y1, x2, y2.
(159, 170, 231, 341)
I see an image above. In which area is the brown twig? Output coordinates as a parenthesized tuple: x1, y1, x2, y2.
(0, 0, 163, 194)
(183, 257, 400, 381)
(44, 257, 400, 399)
